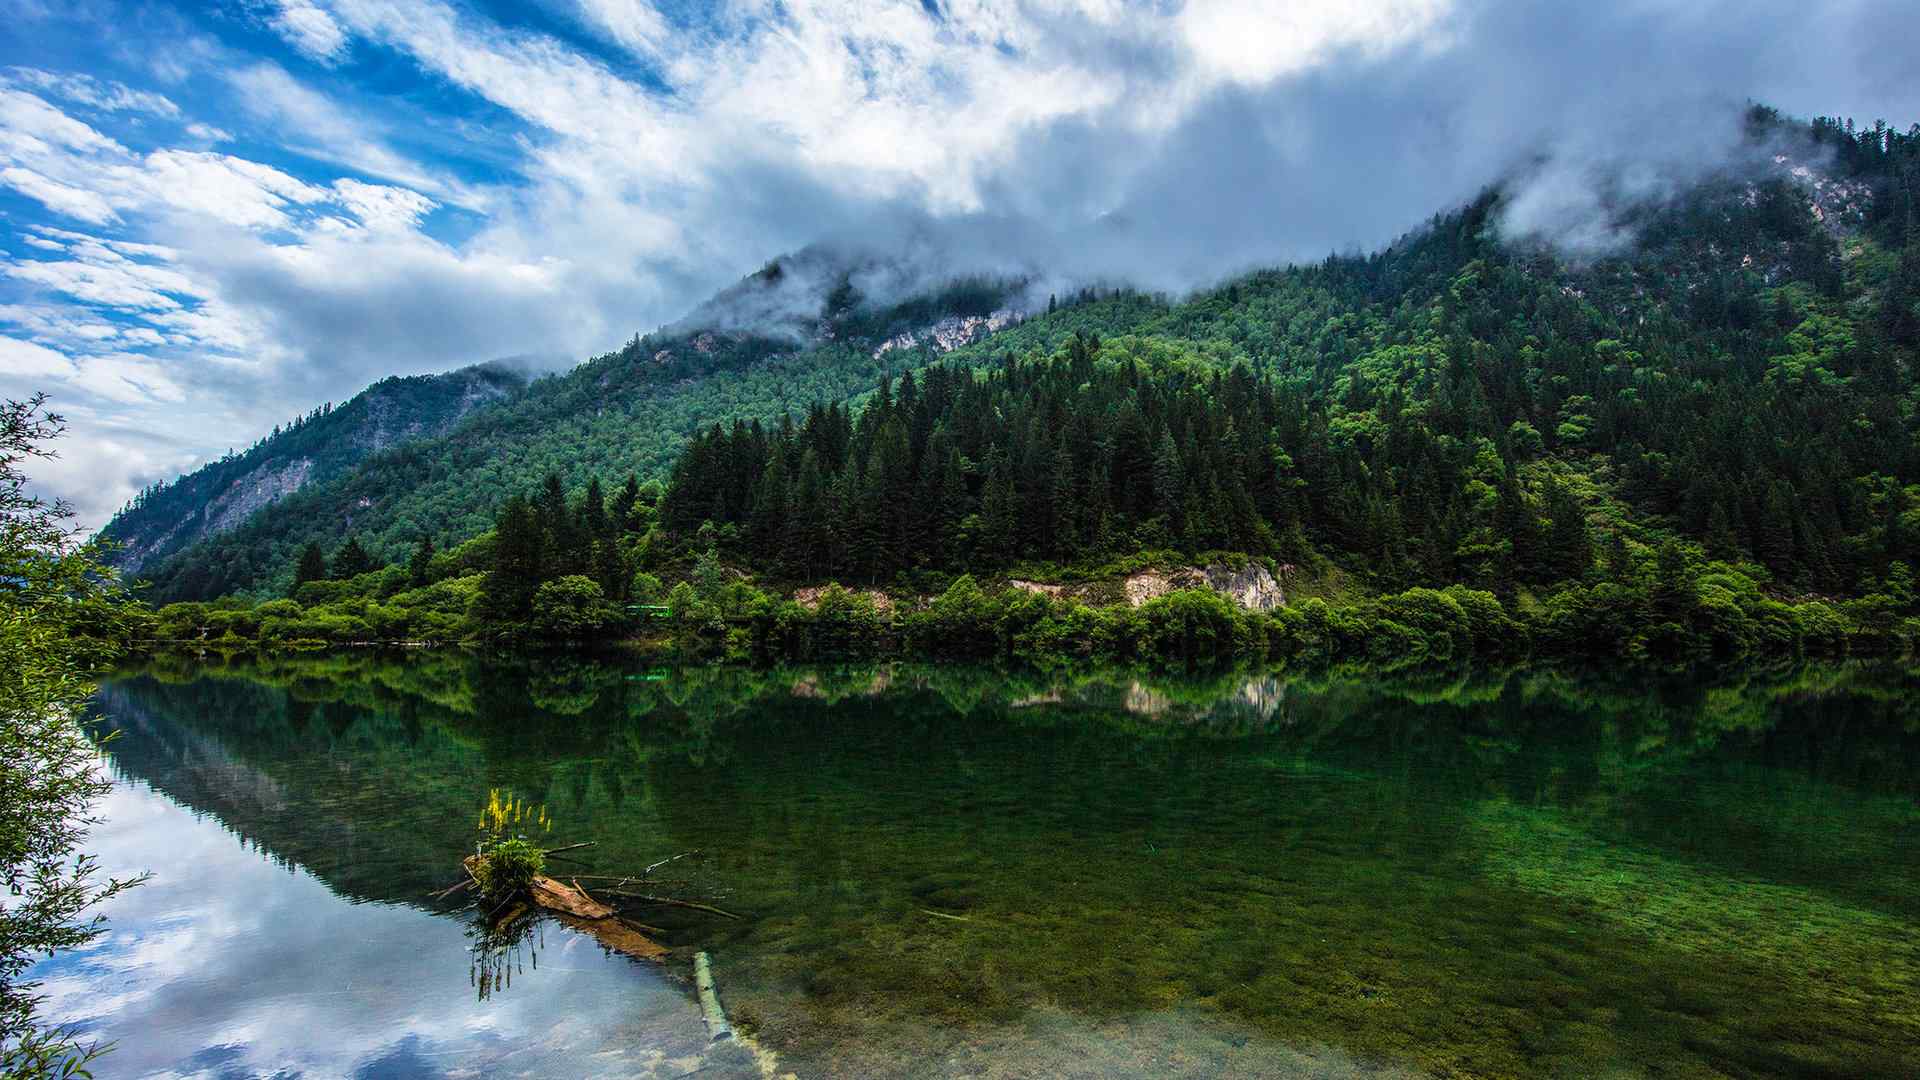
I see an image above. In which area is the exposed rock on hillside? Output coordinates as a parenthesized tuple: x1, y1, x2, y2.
(873, 310, 1017, 359)
(102, 364, 522, 575)
(1123, 564, 1285, 610)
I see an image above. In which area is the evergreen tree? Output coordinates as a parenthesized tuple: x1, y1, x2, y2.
(408, 534, 436, 588)
(332, 535, 377, 580)
(291, 542, 328, 596)
(613, 475, 642, 532)
(1542, 474, 1594, 579)
(478, 496, 543, 622)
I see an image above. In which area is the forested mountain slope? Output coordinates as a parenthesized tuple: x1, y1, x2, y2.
(99, 364, 524, 576)
(129, 259, 1030, 601)
(133, 108, 1920, 608)
(650, 110, 1919, 601)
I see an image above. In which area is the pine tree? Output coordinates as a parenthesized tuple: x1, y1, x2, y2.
(291, 542, 328, 596)
(332, 535, 377, 580)
(580, 476, 609, 540)
(1151, 434, 1183, 520)
(478, 496, 543, 622)
(613, 474, 642, 532)
(408, 534, 436, 588)
(749, 453, 790, 565)
(1542, 474, 1593, 579)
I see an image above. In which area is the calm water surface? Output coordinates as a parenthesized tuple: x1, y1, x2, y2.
(39, 654, 1920, 1078)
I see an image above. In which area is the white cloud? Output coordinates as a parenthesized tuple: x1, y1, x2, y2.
(0, 165, 120, 223)
(330, 177, 437, 230)
(0, 87, 125, 155)
(223, 63, 473, 202)
(133, 149, 332, 229)
(574, 0, 669, 57)
(269, 1, 350, 63)
(1176, 0, 1453, 85)
(0, 333, 75, 379)
(5, 254, 199, 311)
(3, 67, 180, 117)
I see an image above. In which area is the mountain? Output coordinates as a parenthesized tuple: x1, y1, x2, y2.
(126, 108, 1920, 614)
(100, 364, 524, 576)
(120, 253, 1032, 601)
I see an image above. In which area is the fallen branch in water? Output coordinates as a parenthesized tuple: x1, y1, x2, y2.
(642, 849, 698, 876)
(543, 841, 595, 855)
(603, 891, 743, 920)
(921, 908, 971, 922)
(429, 878, 474, 901)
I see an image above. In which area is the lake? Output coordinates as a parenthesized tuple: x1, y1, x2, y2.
(37, 653, 1920, 1078)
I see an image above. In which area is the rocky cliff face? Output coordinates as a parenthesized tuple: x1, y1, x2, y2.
(1122, 563, 1285, 610)
(204, 458, 315, 536)
(872, 309, 1018, 359)
(104, 365, 521, 575)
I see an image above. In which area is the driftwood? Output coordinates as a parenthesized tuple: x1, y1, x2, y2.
(542, 842, 596, 855)
(463, 855, 670, 963)
(642, 849, 698, 875)
(558, 913, 670, 962)
(530, 875, 614, 919)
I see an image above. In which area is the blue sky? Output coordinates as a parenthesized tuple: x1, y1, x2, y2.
(1, 0, 1916, 527)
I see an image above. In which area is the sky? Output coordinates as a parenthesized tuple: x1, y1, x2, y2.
(0, 0, 1915, 529)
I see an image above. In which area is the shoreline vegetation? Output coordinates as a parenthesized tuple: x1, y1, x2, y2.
(133, 549, 1916, 671)
(1, 397, 145, 1074)
(129, 446, 1919, 669)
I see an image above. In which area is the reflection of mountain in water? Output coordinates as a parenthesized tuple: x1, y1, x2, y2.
(90, 654, 1920, 1079)
(96, 655, 1920, 914)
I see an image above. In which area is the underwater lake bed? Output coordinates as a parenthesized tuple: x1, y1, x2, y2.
(42, 654, 1920, 1078)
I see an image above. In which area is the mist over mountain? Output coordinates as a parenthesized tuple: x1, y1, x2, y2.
(102, 101, 1920, 620)
(7, 0, 1918, 531)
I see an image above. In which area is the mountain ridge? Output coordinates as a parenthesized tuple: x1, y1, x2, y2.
(101, 363, 525, 576)
(114, 107, 1920, 606)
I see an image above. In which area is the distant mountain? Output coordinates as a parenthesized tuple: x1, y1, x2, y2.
(125, 259, 1034, 600)
(124, 107, 1920, 605)
(100, 364, 524, 576)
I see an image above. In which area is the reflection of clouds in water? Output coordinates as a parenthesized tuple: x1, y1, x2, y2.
(30, 780, 716, 1079)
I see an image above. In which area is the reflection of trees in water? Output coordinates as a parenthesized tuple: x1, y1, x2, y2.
(469, 912, 544, 1002)
(93, 652, 1920, 919)
(88, 651, 1920, 1078)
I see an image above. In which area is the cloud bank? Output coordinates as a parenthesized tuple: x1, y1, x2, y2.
(0, 0, 1916, 526)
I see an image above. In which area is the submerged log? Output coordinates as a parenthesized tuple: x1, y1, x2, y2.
(462, 855, 667, 962)
(694, 951, 733, 1041)
(529, 875, 614, 919)
(559, 913, 670, 962)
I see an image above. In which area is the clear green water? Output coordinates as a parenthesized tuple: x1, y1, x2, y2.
(42, 653, 1920, 1078)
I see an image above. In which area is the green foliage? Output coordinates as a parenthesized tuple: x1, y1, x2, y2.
(0, 396, 144, 1074)
(470, 838, 545, 899)
(470, 789, 550, 899)
(530, 576, 614, 639)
